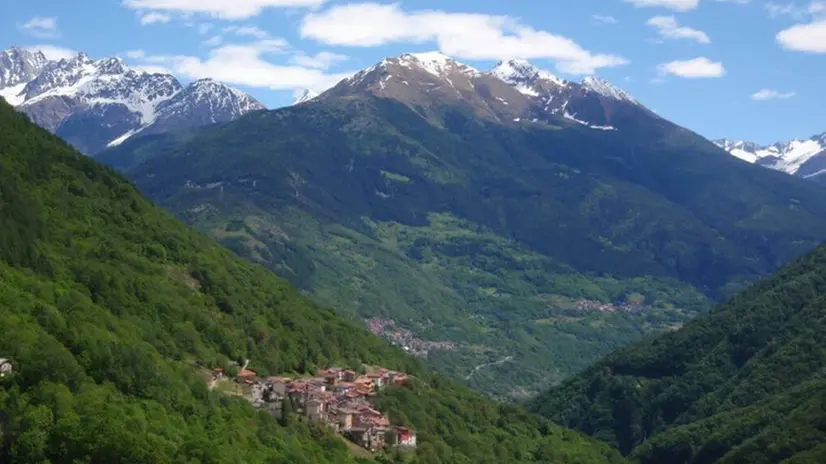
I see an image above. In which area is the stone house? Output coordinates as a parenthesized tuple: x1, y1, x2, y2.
(264, 376, 290, 396)
(307, 398, 326, 420)
(347, 426, 387, 452)
(336, 408, 355, 431)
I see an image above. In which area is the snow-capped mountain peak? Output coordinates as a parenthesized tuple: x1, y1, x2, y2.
(714, 133, 826, 179)
(0, 46, 264, 154)
(152, 78, 265, 128)
(293, 89, 319, 105)
(397, 51, 480, 78)
(581, 76, 636, 103)
(96, 57, 128, 75)
(713, 139, 764, 162)
(0, 47, 48, 89)
(489, 59, 567, 95)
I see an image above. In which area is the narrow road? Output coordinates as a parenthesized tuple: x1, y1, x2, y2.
(465, 356, 514, 380)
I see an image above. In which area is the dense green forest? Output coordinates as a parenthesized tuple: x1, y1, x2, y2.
(100, 94, 826, 397)
(0, 100, 624, 462)
(530, 241, 826, 463)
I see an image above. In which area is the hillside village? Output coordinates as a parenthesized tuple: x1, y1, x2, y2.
(212, 365, 417, 452)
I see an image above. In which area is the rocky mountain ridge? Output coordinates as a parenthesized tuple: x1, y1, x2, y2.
(0, 46, 264, 153)
(715, 133, 826, 182)
(320, 52, 660, 134)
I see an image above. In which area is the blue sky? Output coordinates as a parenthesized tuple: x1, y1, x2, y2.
(2, 0, 824, 144)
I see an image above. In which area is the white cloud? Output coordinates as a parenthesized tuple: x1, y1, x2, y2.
(139, 11, 172, 24)
(657, 57, 726, 78)
(203, 35, 223, 46)
(19, 16, 60, 39)
(647, 16, 711, 43)
(140, 11, 172, 24)
(290, 51, 348, 69)
(224, 25, 270, 39)
(777, 19, 826, 52)
(198, 23, 214, 34)
(751, 89, 796, 100)
(125, 49, 147, 59)
(767, 1, 826, 19)
(123, 0, 326, 20)
(130, 40, 351, 93)
(300, 3, 628, 75)
(773, 3, 826, 52)
(25, 45, 77, 61)
(716, 0, 750, 4)
(766, 2, 801, 18)
(624, 0, 699, 11)
(133, 64, 175, 74)
(592, 14, 619, 24)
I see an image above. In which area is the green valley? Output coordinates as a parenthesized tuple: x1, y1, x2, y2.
(531, 241, 826, 463)
(99, 93, 826, 398)
(0, 99, 624, 463)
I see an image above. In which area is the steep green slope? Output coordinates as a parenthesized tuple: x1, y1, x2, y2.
(531, 242, 826, 463)
(98, 95, 826, 397)
(0, 100, 623, 463)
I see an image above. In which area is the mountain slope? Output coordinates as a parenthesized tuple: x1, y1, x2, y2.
(98, 54, 826, 399)
(0, 46, 264, 154)
(531, 241, 826, 463)
(0, 100, 623, 463)
(714, 133, 826, 183)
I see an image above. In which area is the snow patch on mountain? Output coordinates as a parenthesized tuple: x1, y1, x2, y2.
(581, 76, 636, 103)
(490, 60, 566, 92)
(564, 111, 617, 131)
(0, 82, 27, 106)
(107, 128, 139, 148)
(399, 52, 480, 78)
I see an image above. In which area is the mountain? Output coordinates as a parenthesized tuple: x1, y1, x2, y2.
(293, 88, 319, 105)
(324, 52, 665, 134)
(0, 46, 264, 154)
(0, 47, 48, 90)
(714, 133, 826, 183)
(0, 99, 623, 463)
(531, 242, 826, 464)
(98, 52, 826, 400)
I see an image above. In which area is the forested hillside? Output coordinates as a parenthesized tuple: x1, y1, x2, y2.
(531, 242, 826, 463)
(100, 94, 826, 397)
(0, 99, 623, 463)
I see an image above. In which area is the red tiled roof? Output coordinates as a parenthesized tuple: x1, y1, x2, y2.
(238, 369, 257, 377)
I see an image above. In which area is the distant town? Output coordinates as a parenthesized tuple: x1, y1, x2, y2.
(211, 365, 417, 452)
(366, 317, 456, 357)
